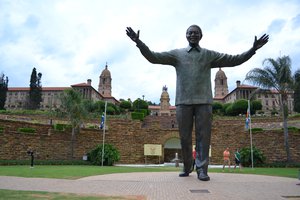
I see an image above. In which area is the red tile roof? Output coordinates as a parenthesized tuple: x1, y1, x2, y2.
(8, 87, 70, 91)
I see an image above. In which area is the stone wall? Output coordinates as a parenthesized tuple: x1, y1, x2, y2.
(0, 116, 299, 164)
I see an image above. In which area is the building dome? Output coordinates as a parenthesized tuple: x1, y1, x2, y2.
(101, 64, 111, 76)
(214, 67, 229, 98)
(215, 68, 227, 79)
(98, 63, 112, 97)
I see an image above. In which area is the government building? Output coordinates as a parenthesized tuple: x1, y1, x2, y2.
(4, 66, 294, 115)
(148, 68, 294, 115)
(4, 64, 119, 110)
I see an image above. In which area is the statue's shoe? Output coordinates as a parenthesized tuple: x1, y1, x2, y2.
(179, 172, 189, 177)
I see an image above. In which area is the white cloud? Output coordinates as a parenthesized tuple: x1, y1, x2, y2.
(1, 0, 300, 105)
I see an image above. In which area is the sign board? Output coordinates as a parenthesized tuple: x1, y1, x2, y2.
(144, 144, 162, 156)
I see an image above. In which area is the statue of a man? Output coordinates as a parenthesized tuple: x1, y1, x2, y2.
(126, 25, 268, 181)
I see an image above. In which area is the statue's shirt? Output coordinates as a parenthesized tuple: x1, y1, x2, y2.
(136, 41, 255, 105)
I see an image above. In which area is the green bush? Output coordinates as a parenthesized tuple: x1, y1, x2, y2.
(54, 124, 72, 131)
(0, 126, 3, 134)
(287, 126, 300, 132)
(222, 103, 232, 114)
(251, 128, 264, 132)
(240, 146, 266, 167)
(212, 102, 223, 115)
(131, 112, 144, 120)
(231, 99, 248, 116)
(17, 127, 36, 134)
(120, 100, 132, 110)
(87, 144, 120, 166)
(54, 124, 65, 131)
(225, 104, 234, 116)
(271, 110, 279, 115)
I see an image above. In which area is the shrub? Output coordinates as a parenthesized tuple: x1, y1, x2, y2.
(251, 128, 264, 132)
(231, 99, 248, 116)
(251, 100, 262, 114)
(131, 112, 144, 120)
(54, 124, 65, 131)
(212, 102, 223, 115)
(222, 103, 232, 114)
(120, 100, 132, 110)
(87, 144, 120, 166)
(0, 126, 3, 134)
(225, 104, 234, 116)
(17, 127, 36, 134)
(287, 126, 300, 132)
(54, 124, 72, 131)
(240, 146, 266, 167)
(271, 110, 279, 116)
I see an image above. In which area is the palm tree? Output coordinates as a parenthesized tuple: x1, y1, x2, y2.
(245, 55, 294, 162)
(60, 89, 87, 158)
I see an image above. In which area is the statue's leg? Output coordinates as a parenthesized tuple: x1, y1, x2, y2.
(176, 105, 193, 176)
(195, 104, 212, 181)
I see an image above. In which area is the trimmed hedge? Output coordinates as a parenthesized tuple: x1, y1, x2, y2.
(251, 128, 264, 132)
(17, 127, 36, 134)
(54, 124, 72, 131)
(131, 112, 144, 120)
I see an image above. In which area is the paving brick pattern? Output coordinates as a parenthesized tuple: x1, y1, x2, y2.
(0, 172, 299, 200)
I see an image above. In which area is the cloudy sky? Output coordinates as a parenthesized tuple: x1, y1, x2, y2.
(1, 0, 300, 105)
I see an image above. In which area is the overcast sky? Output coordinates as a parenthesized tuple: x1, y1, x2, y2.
(1, 0, 300, 105)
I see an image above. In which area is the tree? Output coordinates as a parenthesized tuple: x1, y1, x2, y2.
(0, 73, 9, 110)
(132, 98, 148, 111)
(251, 100, 263, 114)
(212, 101, 223, 115)
(60, 89, 87, 158)
(28, 68, 42, 110)
(245, 55, 295, 162)
(293, 70, 300, 113)
(231, 99, 248, 115)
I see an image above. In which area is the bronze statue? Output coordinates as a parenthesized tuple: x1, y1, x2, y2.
(126, 25, 268, 181)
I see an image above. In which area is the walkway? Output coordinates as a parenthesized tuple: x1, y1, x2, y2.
(0, 172, 299, 200)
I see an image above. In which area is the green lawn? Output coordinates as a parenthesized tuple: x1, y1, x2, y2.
(0, 165, 298, 179)
(216, 167, 299, 178)
(0, 165, 180, 179)
(0, 189, 144, 200)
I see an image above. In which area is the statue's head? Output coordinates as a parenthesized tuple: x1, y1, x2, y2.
(186, 25, 203, 47)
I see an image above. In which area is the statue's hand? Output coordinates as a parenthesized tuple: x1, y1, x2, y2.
(253, 34, 269, 50)
(126, 27, 140, 43)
